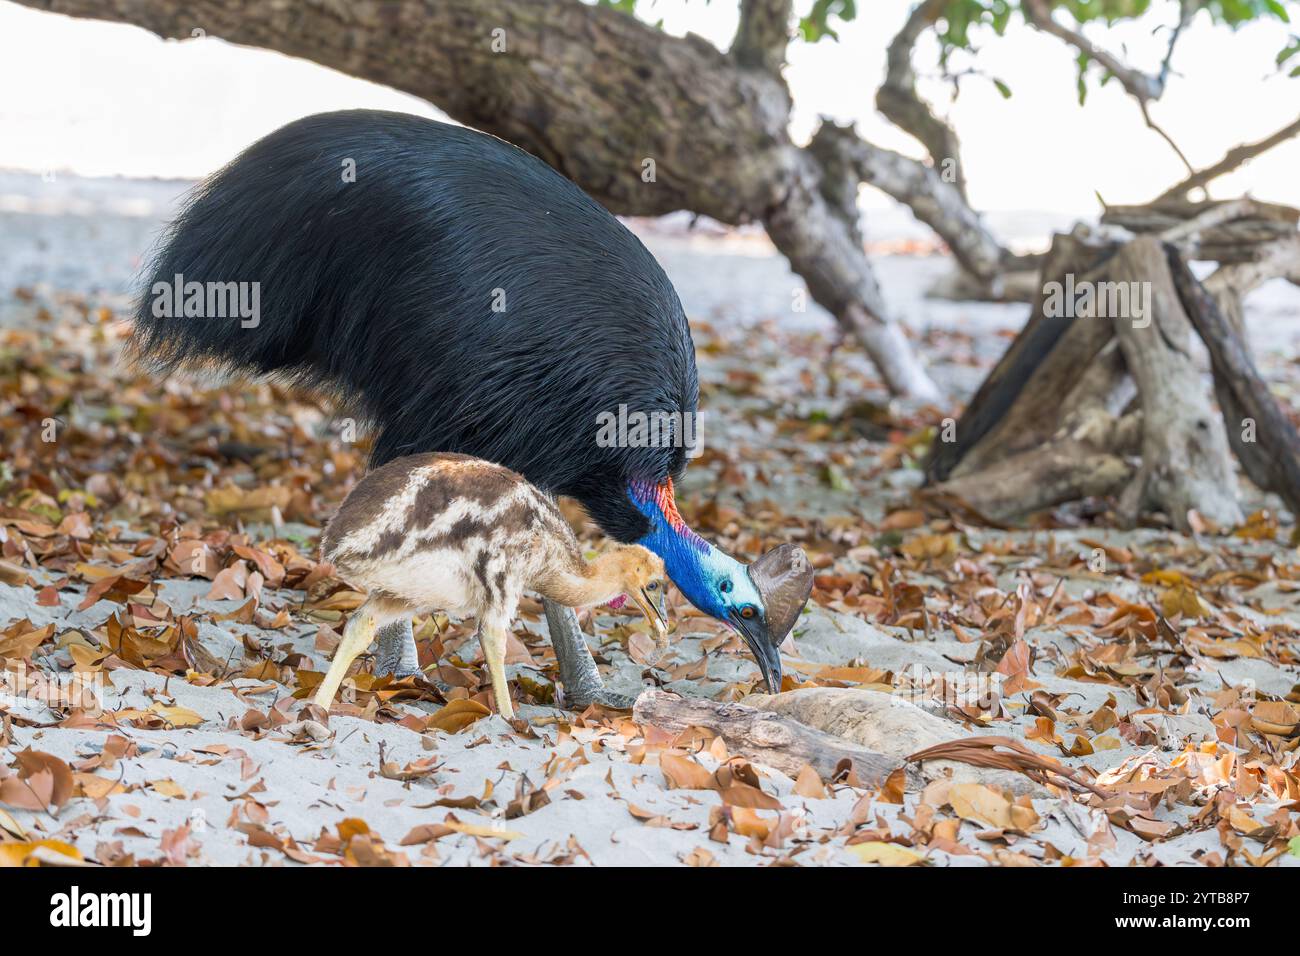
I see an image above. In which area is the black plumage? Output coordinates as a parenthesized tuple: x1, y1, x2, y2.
(130, 110, 698, 543)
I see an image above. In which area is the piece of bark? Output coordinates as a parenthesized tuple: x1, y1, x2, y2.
(907, 737, 1111, 797)
(1109, 237, 1243, 529)
(633, 689, 898, 787)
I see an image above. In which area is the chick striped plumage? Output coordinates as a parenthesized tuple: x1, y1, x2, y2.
(312, 452, 668, 719)
(321, 452, 582, 616)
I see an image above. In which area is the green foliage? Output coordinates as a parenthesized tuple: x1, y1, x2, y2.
(795, 0, 1294, 38)
(939, 0, 1015, 51)
(790, 0, 1299, 101)
(603, 0, 1299, 89)
(799, 0, 859, 41)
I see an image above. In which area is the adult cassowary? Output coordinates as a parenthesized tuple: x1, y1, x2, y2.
(130, 110, 813, 708)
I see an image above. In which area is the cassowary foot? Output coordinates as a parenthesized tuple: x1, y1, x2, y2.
(373, 618, 422, 679)
(567, 686, 639, 710)
(542, 599, 636, 711)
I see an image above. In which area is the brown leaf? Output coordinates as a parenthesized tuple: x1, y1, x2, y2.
(0, 749, 74, 811)
(659, 753, 716, 791)
(793, 764, 827, 799)
(425, 699, 491, 734)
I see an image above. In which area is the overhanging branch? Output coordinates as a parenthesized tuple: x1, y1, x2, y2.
(731, 0, 793, 75)
(809, 121, 1009, 285)
(1021, 0, 1194, 171)
(878, 0, 968, 199)
(1157, 115, 1300, 203)
(1021, 0, 1165, 102)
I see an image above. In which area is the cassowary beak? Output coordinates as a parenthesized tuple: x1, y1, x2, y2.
(745, 544, 815, 694)
(632, 587, 669, 646)
(729, 607, 783, 693)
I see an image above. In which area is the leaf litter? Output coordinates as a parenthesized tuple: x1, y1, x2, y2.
(0, 291, 1297, 866)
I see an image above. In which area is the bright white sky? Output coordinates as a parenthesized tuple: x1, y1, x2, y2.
(0, 0, 1296, 216)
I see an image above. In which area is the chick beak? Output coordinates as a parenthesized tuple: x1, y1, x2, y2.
(729, 609, 783, 694)
(632, 588, 669, 646)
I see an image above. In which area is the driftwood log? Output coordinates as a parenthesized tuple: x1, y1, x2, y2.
(633, 689, 898, 786)
(1168, 248, 1300, 516)
(922, 197, 1300, 530)
(1108, 236, 1240, 526)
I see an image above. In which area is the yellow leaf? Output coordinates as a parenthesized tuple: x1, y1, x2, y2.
(902, 534, 957, 561)
(74, 772, 124, 800)
(310, 590, 367, 613)
(337, 818, 370, 841)
(205, 484, 291, 516)
(793, 765, 827, 799)
(948, 783, 1013, 829)
(0, 839, 82, 867)
(1009, 804, 1040, 830)
(112, 703, 205, 728)
(1160, 583, 1208, 618)
(659, 753, 717, 791)
(848, 841, 925, 866)
(443, 820, 524, 841)
(148, 779, 187, 799)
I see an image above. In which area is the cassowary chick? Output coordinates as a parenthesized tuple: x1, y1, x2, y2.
(314, 453, 668, 718)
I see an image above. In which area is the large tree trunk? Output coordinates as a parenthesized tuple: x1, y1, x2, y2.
(16, 0, 942, 399)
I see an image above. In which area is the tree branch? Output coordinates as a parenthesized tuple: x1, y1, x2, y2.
(1021, 0, 1165, 102)
(730, 0, 793, 76)
(877, 0, 968, 199)
(1021, 0, 1195, 171)
(15, 0, 790, 225)
(1205, 235, 1300, 295)
(809, 120, 1008, 285)
(1156, 115, 1300, 203)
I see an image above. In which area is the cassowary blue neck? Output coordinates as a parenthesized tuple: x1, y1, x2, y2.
(627, 479, 745, 620)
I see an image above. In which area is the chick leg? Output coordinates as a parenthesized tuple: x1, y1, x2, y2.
(542, 599, 636, 710)
(479, 620, 515, 721)
(373, 618, 421, 678)
(313, 604, 379, 711)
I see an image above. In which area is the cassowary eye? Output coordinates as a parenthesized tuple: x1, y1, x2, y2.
(740, 606, 756, 619)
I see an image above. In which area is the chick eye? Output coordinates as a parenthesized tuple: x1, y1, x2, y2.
(740, 606, 756, 619)
(720, 579, 733, 594)
(647, 581, 659, 591)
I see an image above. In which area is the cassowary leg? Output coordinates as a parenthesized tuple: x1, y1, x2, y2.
(478, 620, 515, 721)
(314, 603, 378, 712)
(542, 599, 636, 710)
(373, 618, 421, 678)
